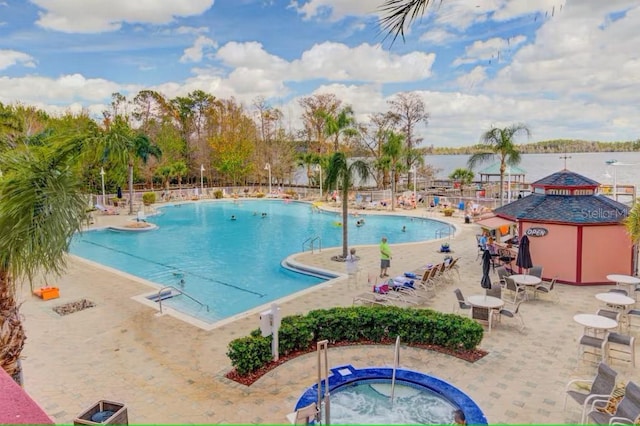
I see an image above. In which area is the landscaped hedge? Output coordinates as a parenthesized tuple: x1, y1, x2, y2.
(226, 306, 483, 376)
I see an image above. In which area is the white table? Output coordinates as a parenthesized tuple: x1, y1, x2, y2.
(595, 292, 635, 308)
(511, 275, 542, 299)
(607, 274, 640, 295)
(574, 313, 618, 336)
(468, 295, 504, 332)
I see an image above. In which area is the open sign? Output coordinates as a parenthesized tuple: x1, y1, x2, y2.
(525, 227, 548, 237)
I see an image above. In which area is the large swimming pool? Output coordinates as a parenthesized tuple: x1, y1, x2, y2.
(70, 200, 451, 324)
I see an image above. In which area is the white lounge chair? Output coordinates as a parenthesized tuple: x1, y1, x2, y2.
(95, 203, 118, 215)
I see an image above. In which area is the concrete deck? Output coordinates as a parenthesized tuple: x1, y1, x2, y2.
(18, 202, 640, 424)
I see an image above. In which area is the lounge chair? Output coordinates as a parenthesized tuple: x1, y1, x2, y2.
(564, 362, 618, 424)
(95, 203, 118, 215)
(353, 283, 416, 307)
(587, 381, 640, 425)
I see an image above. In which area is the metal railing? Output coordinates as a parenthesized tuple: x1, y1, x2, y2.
(435, 225, 454, 239)
(390, 336, 401, 406)
(303, 236, 322, 253)
(156, 286, 210, 315)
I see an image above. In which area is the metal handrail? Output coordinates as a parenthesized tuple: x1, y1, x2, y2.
(390, 336, 400, 406)
(156, 286, 210, 315)
(435, 226, 453, 239)
(302, 236, 322, 253)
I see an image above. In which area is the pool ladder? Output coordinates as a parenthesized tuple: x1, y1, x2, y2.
(390, 336, 400, 406)
(435, 225, 454, 240)
(317, 339, 330, 425)
(303, 236, 322, 253)
(156, 286, 210, 315)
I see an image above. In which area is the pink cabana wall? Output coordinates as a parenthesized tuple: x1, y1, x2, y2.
(523, 222, 578, 283)
(521, 221, 633, 285)
(581, 225, 633, 283)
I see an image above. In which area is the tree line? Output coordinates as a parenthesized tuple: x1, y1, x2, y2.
(430, 138, 640, 155)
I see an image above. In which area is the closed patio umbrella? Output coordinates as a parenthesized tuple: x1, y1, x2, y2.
(481, 249, 492, 290)
(516, 235, 533, 273)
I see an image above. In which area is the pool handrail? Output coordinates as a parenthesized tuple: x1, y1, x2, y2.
(156, 286, 210, 315)
(303, 236, 322, 253)
(390, 335, 400, 406)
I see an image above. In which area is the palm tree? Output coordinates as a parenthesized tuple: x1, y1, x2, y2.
(99, 117, 161, 214)
(449, 168, 475, 197)
(171, 161, 188, 197)
(467, 124, 530, 207)
(324, 152, 370, 259)
(0, 139, 88, 383)
(381, 131, 405, 211)
(321, 106, 357, 152)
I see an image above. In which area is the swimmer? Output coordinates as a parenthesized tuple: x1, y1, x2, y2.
(253, 211, 258, 216)
(261, 212, 267, 218)
(179, 278, 185, 288)
(231, 215, 236, 221)
(402, 226, 406, 232)
(356, 220, 363, 227)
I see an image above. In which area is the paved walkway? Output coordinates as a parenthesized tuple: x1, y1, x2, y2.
(18, 202, 640, 424)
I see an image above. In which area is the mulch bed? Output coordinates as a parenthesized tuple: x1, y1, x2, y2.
(225, 340, 487, 386)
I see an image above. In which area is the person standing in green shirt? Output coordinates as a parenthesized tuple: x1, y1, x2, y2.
(379, 236, 392, 278)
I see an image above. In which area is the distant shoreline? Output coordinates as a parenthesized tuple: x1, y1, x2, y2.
(427, 139, 640, 156)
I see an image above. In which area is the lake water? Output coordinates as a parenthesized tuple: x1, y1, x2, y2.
(424, 152, 640, 188)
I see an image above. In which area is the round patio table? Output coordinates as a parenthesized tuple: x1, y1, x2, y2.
(468, 295, 504, 332)
(607, 274, 640, 295)
(510, 274, 542, 299)
(595, 292, 635, 308)
(573, 313, 617, 335)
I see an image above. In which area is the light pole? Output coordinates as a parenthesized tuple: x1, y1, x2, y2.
(410, 166, 417, 206)
(507, 166, 512, 204)
(100, 167, 106, 205)
(315, 164, 322, 200)
(200, 164, 205, 196)
(264, 163, 271, 195)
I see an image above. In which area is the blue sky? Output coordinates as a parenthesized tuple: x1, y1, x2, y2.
(1, 0, 639, 146)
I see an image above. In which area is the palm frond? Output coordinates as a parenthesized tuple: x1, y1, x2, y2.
(378, 0, 437, 45)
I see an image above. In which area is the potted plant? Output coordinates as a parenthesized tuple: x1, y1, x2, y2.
(142, 192, 156, 206)
(440, 243, 451, 253)
(110, 197, 120, 207)
(443, 207, 455, 217)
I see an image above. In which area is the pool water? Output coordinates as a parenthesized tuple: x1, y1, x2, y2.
(71, 200, 450, 323)
(329, 380, 456, 425)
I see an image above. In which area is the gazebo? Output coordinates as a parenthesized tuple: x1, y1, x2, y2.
(478, 163, 527, 185)
(491, 170, 633, 285)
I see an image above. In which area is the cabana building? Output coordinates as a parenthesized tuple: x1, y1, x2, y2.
(488, 170, 634, 285)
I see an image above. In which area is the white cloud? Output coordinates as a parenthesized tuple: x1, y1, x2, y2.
(453, 35, 526, 66)
(0, 73, 138, 105)
(419, 28, 458, 45)
(289, 0, 375, 21)
(32, 0, 215, 33)
(180, 35, 217, 63)
(216, 41, 434, 83)
(0, 49, 36, 70)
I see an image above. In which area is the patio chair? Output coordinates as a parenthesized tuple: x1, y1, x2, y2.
(95, 203, 119, 215)
(628, 309, 640, 331)
(286, 402, 318, 424)
(608, 288, 629, 297)
(503, 276, 526, 303)
(486, 283, 502, 299)
(606, 332, 636, 368)
(453, 288, 471, 314)
(533, 276, 558, 301)
(496, 266, 511, 287)
(587, 381, 640, 425)
(564, 362, 618, 424)
(498, 301, 525, 331)
(529, 265, 543, 278)
(597, 309, 622, 332)
(578, 334, 608, 364)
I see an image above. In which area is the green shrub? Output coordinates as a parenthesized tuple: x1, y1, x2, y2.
(226, 335, 272, 376)
(255, 192, 265, 198)
(227, 306, 483, 376)
(142, 192, 156, 205)
(213, 190, 224, 199)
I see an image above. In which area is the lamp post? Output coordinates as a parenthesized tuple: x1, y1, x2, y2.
(507, 166, 512, 204)
(410, 166, 417, 205)
(315, 164, 322, 200)
(264, 163, 271, 195)
(200, 164, 205, 195)
(100, 167, 106, 205)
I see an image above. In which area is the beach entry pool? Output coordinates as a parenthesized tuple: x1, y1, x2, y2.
(295, 365, 487, 425)
(70, 200, 452, 324)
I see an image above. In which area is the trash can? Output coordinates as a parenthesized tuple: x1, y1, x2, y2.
(74, 400, 128, 425)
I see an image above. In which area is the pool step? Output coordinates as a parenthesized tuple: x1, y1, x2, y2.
(147, 290, 175, 302)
